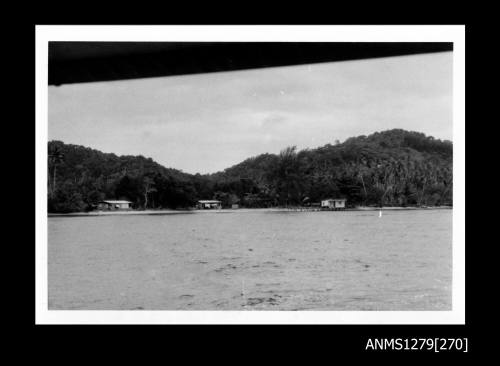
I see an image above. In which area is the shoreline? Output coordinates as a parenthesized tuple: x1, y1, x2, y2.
(48, 206, 452, 217)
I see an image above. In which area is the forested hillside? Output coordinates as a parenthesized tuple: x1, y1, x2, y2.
(48, 129, 452, 212)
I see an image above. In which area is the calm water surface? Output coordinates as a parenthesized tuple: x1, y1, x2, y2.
(48, 209, 452, 310)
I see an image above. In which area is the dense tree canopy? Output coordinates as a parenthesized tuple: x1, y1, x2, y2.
(47, 129, 452, 213)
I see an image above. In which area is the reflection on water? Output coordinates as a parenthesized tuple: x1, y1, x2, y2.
(48, 210, 452, 310)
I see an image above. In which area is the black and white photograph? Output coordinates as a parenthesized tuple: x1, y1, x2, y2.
(35, 25, 465, 324)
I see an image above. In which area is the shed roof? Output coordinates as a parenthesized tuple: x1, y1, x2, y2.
(321, 198, 347, 201)
(100, 200, 132, 204)
(198, 200, 221, 204)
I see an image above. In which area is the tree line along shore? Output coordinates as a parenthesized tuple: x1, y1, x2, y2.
(48, 129, 452, 214)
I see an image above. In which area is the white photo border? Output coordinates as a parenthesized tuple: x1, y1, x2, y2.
(36, 25, 465, 324)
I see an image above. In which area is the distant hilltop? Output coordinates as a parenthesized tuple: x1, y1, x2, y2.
(48, 129, 452, 213)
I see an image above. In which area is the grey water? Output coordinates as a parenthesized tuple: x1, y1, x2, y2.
(48, 209, 452, 310)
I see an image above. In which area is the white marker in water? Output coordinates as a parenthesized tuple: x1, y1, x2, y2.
(379, 210, 382, 218)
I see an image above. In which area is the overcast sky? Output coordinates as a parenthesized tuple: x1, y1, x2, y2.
(48, 51, 452, 174)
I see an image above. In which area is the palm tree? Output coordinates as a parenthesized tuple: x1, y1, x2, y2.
(142, 175, 157, 209)
(48, 145, 64, 197)
(274, 146, 303, 206)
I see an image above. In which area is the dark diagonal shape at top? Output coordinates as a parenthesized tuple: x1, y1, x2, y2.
(48, 42, 453, 85)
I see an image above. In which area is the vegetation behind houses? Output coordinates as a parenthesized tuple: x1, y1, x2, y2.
(48, 129, 452, 213)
